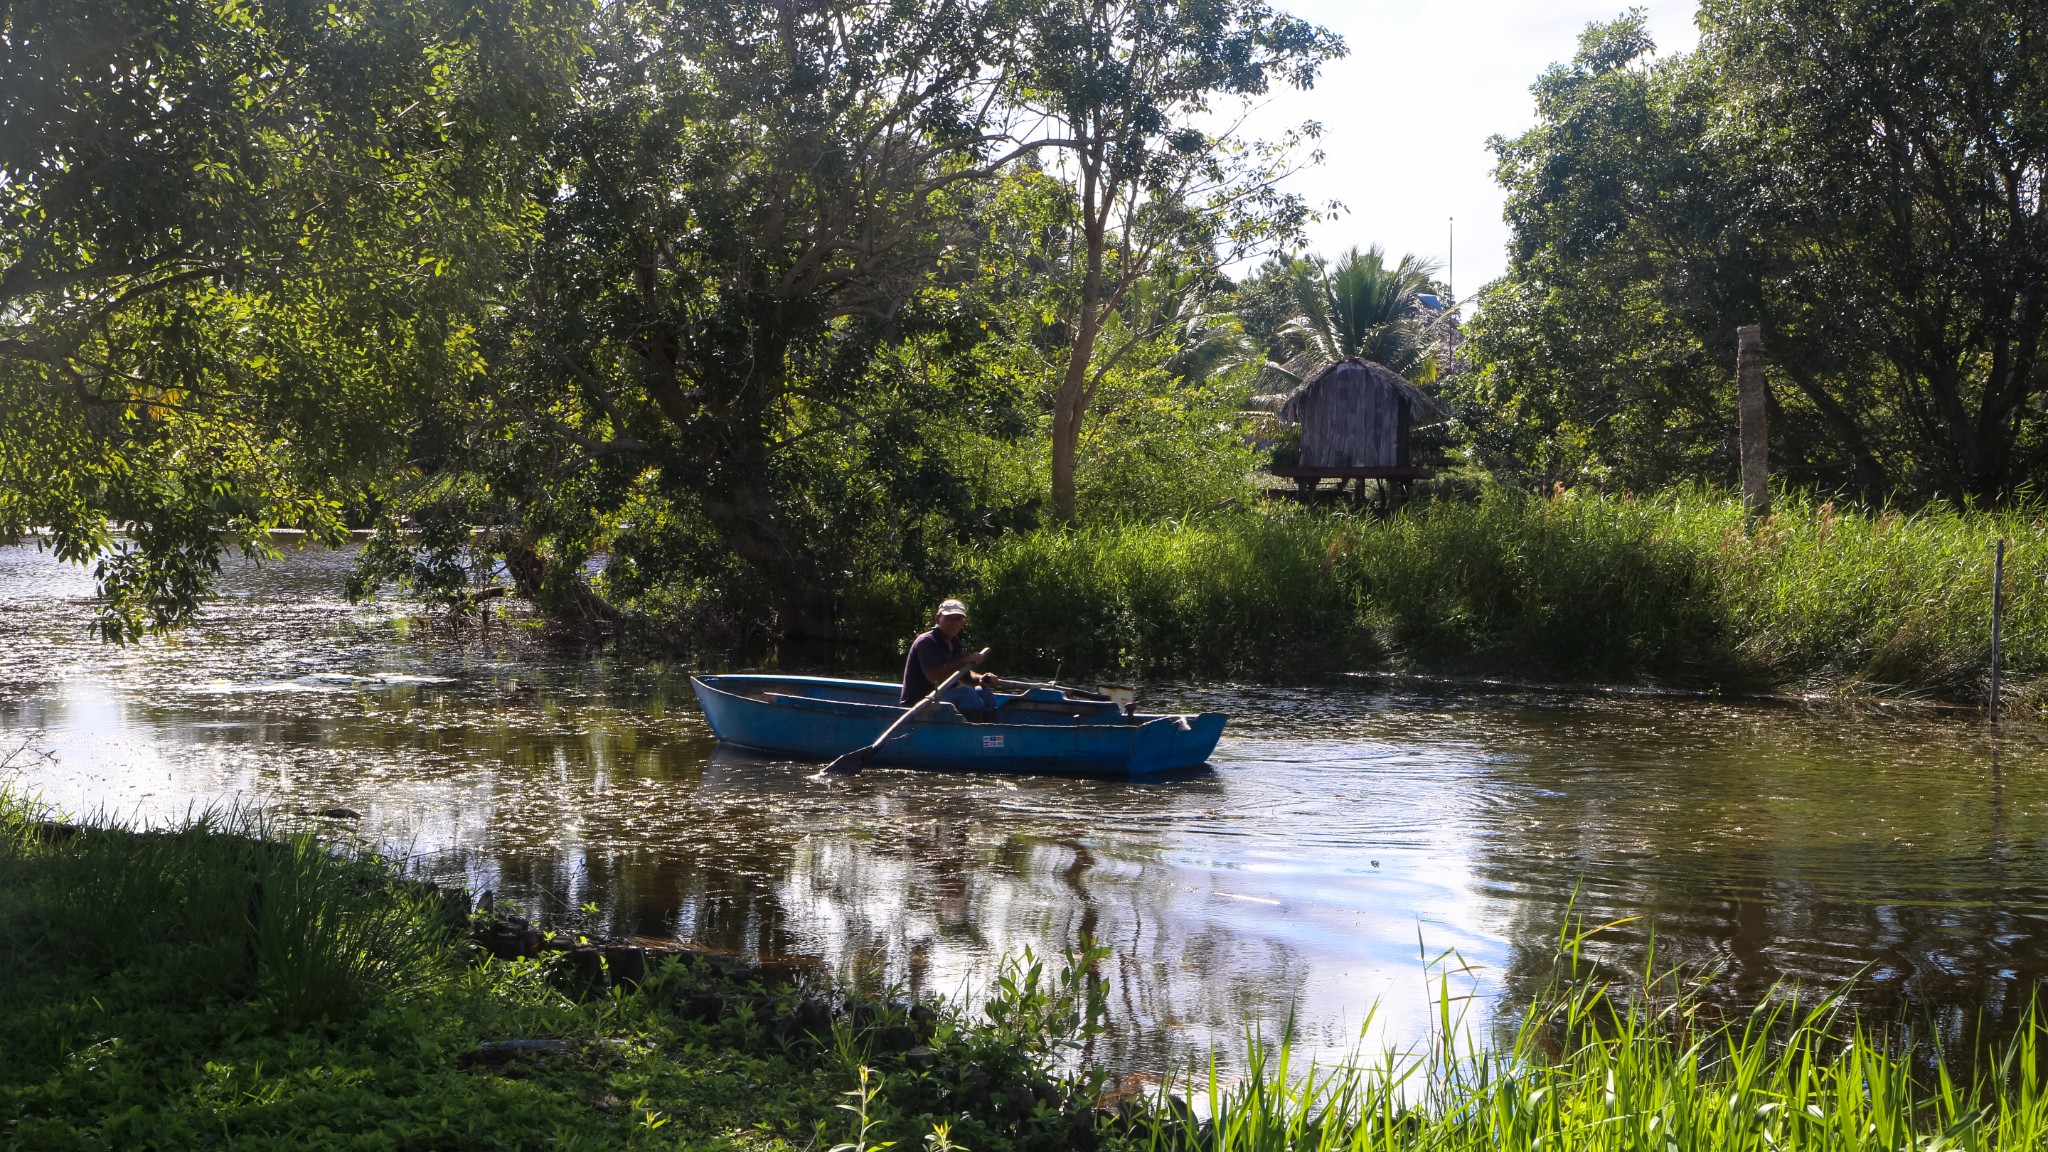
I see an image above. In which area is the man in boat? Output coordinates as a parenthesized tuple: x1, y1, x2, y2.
(901, 598, 1002, 720)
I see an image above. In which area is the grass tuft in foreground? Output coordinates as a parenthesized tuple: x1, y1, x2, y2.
(1140, 976, 2048, 1152)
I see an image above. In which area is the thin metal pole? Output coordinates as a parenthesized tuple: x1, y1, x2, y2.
(1990, 538, 2006, 723)
(1448, 217, 1455, 304)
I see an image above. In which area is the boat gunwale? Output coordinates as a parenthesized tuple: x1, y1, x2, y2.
(691, 674, 1212, 732)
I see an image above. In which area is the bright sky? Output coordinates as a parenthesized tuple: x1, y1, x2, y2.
(1236, 0, 1701, 298)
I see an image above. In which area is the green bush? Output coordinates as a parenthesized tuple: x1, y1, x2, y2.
(965, 516, 1375, 677)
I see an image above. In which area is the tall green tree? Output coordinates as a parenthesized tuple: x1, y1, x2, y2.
(370, 0, 1041, 637)
(0, 0, 575, 636)
(1462, 16, 1739, 490)
(1713, 0, 2048, 497)
(368, 0, 1351, 636)
(1470, 4, 2048, 501)
(1009, 0, 1343, 522)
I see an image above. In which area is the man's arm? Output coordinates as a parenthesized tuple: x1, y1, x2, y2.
(919, 644, 990, 685)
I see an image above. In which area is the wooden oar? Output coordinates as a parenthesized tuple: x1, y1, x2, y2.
(818, 666, 971, 778)
(999, 678, 1137, 711)
(1001, 679, 1123, 702)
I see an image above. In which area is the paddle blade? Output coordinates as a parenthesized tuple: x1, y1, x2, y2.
(819, 745, 874, 777)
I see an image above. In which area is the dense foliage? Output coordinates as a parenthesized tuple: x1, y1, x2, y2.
(1465, 3, 2048, 502)
(8, 0, 2048, 676)
(1, 0, 1344, 644)
(0, 0, 578, 638)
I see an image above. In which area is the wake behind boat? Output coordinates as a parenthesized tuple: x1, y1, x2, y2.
(690, 674, 1225, 776)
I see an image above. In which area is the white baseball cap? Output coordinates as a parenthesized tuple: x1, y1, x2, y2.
(937, 599, 968, 618)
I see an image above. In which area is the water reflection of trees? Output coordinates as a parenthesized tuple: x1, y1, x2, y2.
(517, 747, 1320, 1074)
(314, 726, 1319, 1073)
(6, 548, 1329, 1073)
(149, 659, 1328, 1074)
(1474, 709, 2048, 1047)
(53, 547, 2048, 1071)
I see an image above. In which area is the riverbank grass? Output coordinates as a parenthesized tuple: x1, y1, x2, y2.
(8, 797, 2048, 1150)
(0, 808, 777, 1149)
(963, 489, 2048, 702)
(1184, 982, 2048, 1152)
(0, 796, 1099, 1151)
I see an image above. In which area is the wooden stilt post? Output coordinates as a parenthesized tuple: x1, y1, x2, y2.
(1737, 325, 1769, 518)
(1990, 538, 2006, 723)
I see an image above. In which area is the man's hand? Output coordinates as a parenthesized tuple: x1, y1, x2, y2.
(936, 647, 991, 682)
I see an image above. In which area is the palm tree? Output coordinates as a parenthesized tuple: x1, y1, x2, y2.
(1275, 245, 1447, 384)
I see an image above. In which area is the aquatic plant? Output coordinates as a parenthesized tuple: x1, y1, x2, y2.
(1122, 980, 2048, 1152)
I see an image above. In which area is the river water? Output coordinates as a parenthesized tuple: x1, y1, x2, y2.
(4, 543, 2045, 1074)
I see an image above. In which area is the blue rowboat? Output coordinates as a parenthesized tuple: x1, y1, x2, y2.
(690, 674, 1226, 777)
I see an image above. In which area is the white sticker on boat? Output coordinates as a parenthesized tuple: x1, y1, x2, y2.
(982, 734, 1004, 748)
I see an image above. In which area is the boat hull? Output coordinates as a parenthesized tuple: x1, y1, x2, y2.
(690, 675, 1224, 776)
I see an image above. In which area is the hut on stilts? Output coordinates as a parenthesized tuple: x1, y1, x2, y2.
(1267, 357, 1444, 510)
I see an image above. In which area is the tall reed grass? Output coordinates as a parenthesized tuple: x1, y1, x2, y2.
(1138, 979, 2048, 1152)
(959, 489, 2048, 701)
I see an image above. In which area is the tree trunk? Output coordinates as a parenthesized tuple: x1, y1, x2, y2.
(1050, 155, 1108, 524)
(1050, 316, 1101, 523)
(499, 534, 620, 630)
(680, 323, 841, 640)
(1050, 393, 1079, 524)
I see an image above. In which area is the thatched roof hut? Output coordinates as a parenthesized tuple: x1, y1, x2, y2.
(1274, 358, 1443, 470)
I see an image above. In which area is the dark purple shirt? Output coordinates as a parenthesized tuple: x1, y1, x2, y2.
(901, 628, 965, 704)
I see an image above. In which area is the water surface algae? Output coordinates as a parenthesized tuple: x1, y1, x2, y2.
(4, 793, 2048, 1151)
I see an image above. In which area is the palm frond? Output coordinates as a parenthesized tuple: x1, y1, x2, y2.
(1270, 244, 1445, 383)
